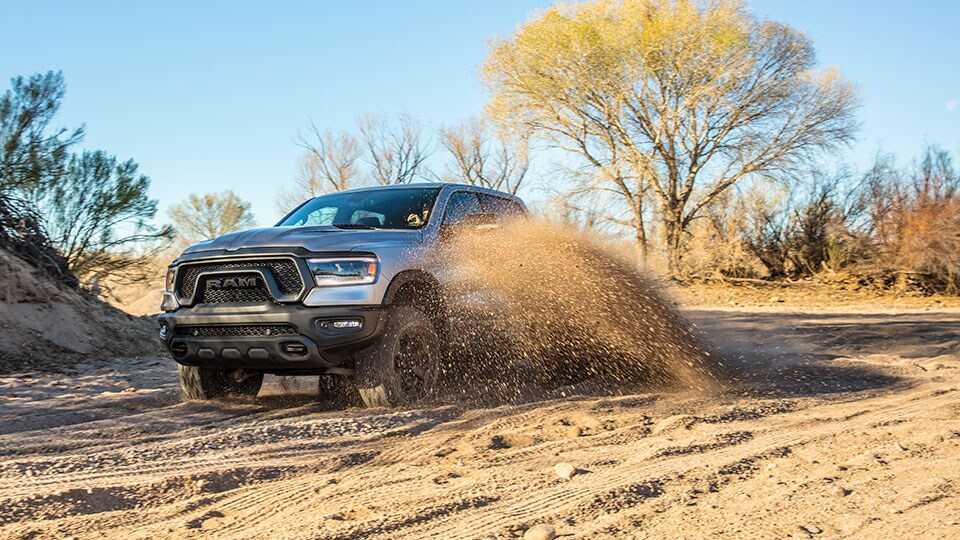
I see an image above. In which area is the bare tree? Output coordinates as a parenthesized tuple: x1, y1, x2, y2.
(552, 162, 652, 259)
(545, 192, 603, 232)
(169, 191, 255, 247)
(438, 117, 529, 194)
(358, 113, 431, 185)
(277, 123, 363, 213)
(482, 0, 860, 273)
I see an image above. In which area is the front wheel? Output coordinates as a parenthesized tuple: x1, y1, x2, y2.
(178, 365, 263, 400)
(355, 306, 440, 408)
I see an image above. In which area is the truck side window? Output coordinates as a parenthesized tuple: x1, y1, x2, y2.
(479, 194, 524, 221)
(442, 192, 483, 226)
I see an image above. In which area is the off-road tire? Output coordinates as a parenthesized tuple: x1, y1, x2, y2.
(178, 365, 264, 400)
(355, 306, 440, 408)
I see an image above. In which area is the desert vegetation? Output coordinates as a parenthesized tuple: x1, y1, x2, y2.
(1, 0, 957, 298)
(273, 0, 957, 296)
(678, 145, 960, 293)
(0, 71, 170, 296)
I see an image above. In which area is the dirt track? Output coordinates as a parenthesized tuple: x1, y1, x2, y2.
(2, 308, 959, 539)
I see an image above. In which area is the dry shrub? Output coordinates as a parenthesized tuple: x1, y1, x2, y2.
(896, 200, 960, 290)
(682, 192, 768, 280)
(683, 182, 791, 281)
(862, 146, 960, 293)
(619, 146, 960, 295)
(0, 196, 78, 289)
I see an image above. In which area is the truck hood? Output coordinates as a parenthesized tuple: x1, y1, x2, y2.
(181, 226, 423, 255)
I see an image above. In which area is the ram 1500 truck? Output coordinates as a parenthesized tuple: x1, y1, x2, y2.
(159, 183, 526, 407)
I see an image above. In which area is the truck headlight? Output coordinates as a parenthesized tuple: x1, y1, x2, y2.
(307, 257, 379, 287)
(165, 267, 176, 292)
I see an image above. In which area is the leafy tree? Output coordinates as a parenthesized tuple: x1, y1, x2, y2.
(0, 71, 83, 196)
(482, 0, 859, 272)
(41, 150, 172, 287)
(169, 190, 256, 246)
(0, 72, 84, 286)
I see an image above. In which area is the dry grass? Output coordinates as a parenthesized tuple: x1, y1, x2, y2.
(671, 277, 960, 310)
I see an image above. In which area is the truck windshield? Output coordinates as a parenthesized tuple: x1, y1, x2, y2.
(277, 187, 441, 230)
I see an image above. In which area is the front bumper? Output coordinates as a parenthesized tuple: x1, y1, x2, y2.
(158, 303, 385, 373)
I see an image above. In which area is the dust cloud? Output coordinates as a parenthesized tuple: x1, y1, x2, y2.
(442, 220, 720, 396)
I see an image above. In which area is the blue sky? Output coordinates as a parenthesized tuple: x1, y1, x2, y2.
(2, 1, 957, 226)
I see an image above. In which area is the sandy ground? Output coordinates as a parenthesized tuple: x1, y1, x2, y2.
(1, 307, 959, 539)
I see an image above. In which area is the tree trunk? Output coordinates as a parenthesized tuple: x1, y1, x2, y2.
(635, 223, 648, 264)
(633, 195, 648, 264)
(664, 212, 685, 276)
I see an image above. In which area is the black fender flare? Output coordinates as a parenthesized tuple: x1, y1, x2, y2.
(382, 270, 443, 305)
(382, 270, 446, 335)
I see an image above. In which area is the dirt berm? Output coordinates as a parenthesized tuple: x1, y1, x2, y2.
(0, 249, 158, 372)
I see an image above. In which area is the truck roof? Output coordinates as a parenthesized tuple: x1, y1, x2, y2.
(334, 182, 522, 201)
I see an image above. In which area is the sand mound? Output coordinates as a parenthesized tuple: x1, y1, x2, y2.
(100, 258, 168, 316)
(445, 220, 719, 392)
(0, 249, 159, 372)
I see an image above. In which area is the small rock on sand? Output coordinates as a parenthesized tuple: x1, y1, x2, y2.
(803, 523, 822, 534)
(523, 524, 556, 540)
(554, 462, 576, 481)
(832, 485, 849, 497)
(564, 425, 582, 438)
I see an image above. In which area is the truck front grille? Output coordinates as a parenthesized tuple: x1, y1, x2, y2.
(176, 258, 305, 304)
(201, 285, 274, 304)
(175, 324, 299, 337)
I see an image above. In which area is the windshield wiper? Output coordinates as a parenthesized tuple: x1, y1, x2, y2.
(332, 223, 376, 229)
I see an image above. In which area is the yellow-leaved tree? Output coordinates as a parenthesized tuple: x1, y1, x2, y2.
(482, 0, 859, 271)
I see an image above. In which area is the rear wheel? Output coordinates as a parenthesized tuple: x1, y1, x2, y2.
(355, 306, 440, 408)
(178, 365, 263, 400)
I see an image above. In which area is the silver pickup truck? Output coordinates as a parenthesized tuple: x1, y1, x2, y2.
(159, 183, 526, 407)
